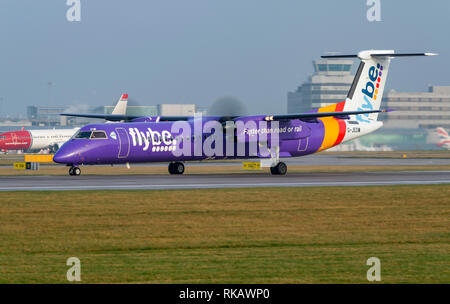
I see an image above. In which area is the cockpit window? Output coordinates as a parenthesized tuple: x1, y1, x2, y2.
(90, 131, 107, 139)
(0, 136, 5, 139)
(72, 130, 108, 139)
(73, 131, 92, 139)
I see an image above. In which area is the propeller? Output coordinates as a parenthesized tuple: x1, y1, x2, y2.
(207, 96, 248, 118)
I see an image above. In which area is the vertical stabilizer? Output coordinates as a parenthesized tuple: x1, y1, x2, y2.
(321, 51, 437, 123)
(111, 94, 128, 115)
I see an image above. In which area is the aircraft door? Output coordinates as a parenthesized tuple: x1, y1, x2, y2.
(115, 127, 130, 158)
(297, 125, 311, 152)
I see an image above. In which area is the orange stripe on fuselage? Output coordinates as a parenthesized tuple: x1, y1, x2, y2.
(317, 102, 346, 151)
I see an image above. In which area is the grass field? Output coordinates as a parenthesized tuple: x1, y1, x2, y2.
(0, 185, 449, 283)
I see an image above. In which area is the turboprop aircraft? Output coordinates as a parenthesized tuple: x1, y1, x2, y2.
(54, 50, 436, 176)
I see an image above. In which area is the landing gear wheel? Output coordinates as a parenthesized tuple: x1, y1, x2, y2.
(168, 162, 184, 175)
(69, 166, 81, 176)
(270, 162, 287, 175)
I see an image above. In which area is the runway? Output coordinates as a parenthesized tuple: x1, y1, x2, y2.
(1, 170, 449, 191)
(103, 154, 450, 167)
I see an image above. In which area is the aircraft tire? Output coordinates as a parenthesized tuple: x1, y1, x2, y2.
(69, 167, 74, 176)
(271, 162, 287, 175)
(270, 166, 277, 175)
(174, 162, 184, 175)
(71, 167, 81, 176)
(168, 163, 175, 174)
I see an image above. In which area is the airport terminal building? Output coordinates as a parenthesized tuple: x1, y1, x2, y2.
(287, 59, 354, 113)
(381, 86, 450, 130)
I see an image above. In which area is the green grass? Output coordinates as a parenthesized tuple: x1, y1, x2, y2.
(0, 185, 449, 283)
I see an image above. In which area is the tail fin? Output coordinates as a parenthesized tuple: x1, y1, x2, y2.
(111, 94, 128, 115)
(322, 50, 437, 123)
(436, 127, 449, 139)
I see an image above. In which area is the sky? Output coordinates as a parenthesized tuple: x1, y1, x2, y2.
(0, 0, 449, 117)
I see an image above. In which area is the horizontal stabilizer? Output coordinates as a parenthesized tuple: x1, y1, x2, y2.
(322, 51, 437, 59)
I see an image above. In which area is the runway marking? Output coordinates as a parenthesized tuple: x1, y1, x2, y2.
(0, 180, 449, 191)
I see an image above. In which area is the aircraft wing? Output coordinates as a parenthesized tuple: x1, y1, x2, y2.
(266, 109, 390, 121)
(60, 113, 192, 122)
(61, 109, 389, 122)
(60, 113, 138, 121)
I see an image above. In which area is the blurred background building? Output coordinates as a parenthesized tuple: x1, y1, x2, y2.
(157, 104, 195, 116)
(381, 86, 450, 129)
(27, 105, 104, 126)
(23, 104, 201, 127)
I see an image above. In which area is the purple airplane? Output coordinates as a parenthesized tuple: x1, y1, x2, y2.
(54, 50, 436, 176)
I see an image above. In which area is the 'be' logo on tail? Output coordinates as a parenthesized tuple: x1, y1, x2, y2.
(357, 64, 383, 123)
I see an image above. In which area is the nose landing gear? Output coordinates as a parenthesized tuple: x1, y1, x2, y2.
(168, 162, 185, 175)
(69, 166, 81, 176)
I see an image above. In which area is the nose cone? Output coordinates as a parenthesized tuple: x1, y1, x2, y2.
(53, 144, 78, 164)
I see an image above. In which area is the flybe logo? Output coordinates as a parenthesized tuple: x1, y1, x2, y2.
(128, 127, 176, 152)
(357, 63, 383, 123)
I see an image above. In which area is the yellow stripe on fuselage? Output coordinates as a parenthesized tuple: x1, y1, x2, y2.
(317, 104, 339, 152)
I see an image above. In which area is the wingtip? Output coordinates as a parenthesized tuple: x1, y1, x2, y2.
(425, 52, 438, 56)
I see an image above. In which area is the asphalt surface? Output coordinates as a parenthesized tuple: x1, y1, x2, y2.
(32, 154, 450, 169)
(1, 170, 449, 191)
(112, 154, 450, 167)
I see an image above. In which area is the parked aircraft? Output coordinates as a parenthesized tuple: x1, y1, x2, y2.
(436, 127, 450, 150)
(0, 94, 128, 153)
(53, 50, 436, 175)
(0, 127, 78, 153)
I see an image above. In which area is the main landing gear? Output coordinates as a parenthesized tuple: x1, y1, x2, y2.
(270, 162, 287, 175)
(69, 166, 81, 176)
(168, 162, 185, 175)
